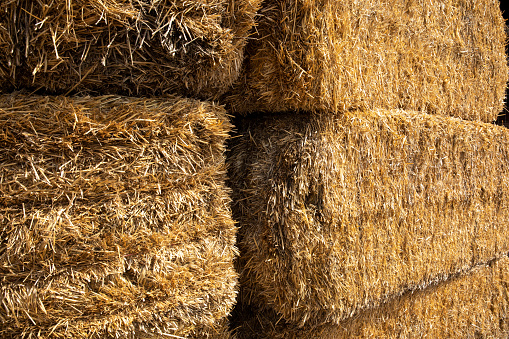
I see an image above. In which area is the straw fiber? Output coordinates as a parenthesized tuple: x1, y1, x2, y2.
(229, 109, 509, 327)
(233, 257, 509, 338)
(0, 0, 261, 98)
(224, 0, 508, 122)
(0, 93, 237, 338)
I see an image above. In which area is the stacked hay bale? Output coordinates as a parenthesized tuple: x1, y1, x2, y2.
(224, 0, 507, 122)
(1, 0, 508, 337)
(225, 0, 509, 337)
(230, 109, 509, 328)
(233, 256, 509, 338)
(0, 0, 261, 99)
(0, 94, 237, 338)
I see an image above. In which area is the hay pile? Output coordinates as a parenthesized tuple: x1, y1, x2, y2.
(0, 93, 236, 338)
(229, 109, 509, 327)
(233, 256, 509, 338)
(0, 0, 261, 98)
(224, 0, 508, 122)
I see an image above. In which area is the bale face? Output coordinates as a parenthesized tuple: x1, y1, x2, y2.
(229, 109, 509, 326)
(0, 94, 237, 338)
(136, 319, 235, 339)
(224, 0, 508, 122)
(0, 0, 261, 98)
(233, 257, 509, 339)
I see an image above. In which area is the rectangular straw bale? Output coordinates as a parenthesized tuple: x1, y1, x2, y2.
(229, 109, 509, 327)
(233, 256, 509, 339)
(136, 319, 235, 339)
(224, 0, 508, 122)
(0, 94, 237, 338)
(0, 0, 261, 98)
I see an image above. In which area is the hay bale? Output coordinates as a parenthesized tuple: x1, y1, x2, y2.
(229, 109, 509, 327)
(0, 93, 237, 338)
(224, 0, 508, 122)
(0, 0, 261, 98)
(233, 257, 509, 338)
(136, 319, 235, 339)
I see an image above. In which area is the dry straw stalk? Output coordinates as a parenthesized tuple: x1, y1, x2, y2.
(224, 0, 508, 122)
(0, 0, 261, 99)
(0, 93, 237, 338)
(229, 109, 509, 327)
(233, 256, 509, 338)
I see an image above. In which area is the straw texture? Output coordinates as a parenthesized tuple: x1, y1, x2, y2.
(0, 93, 237, 338)
(224, 0, 508, 122)
(233, 257, 509, 338)
(229, 109, 509, 327)
(0, 0, 261, 98)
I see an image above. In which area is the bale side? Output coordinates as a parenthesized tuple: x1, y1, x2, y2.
(0, 94, 237, 338)
(224, 0, 508, 122)
(229, 109, 509, 326)
(233, 257, 509, 339)
(137, 319, 236, 339)
(0, 0, 261, 98)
